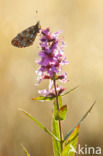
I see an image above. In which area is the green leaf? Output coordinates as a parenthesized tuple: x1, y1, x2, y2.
(18, 108, 60, 142)
(61, 86, 79, 96)
(52, 96, 62, 156)
(32, 96, 55, 101)
(55, 105, 67, 120)
(64, 101, 95, 141)
(62, 125, 80, 156)
(21, 144, 30, 156)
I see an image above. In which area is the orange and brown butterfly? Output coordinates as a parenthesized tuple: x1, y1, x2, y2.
(11, 21, 41, 48)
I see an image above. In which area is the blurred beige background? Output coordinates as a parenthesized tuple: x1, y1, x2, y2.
(0, 0, 103, 155)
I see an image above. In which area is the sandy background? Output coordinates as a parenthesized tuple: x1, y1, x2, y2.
(0, 0, 103, 155)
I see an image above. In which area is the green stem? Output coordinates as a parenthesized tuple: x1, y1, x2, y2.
(53, 79, 63, 153)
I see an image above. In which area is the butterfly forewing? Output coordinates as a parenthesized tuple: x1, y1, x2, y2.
(11, 21, 40, 48)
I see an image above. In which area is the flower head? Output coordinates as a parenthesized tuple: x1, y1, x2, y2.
(36, 28, 68, 83)
(38, 85, 65, 97)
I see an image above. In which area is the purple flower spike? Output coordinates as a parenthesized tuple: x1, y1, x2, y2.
(36, 28, 68, 83)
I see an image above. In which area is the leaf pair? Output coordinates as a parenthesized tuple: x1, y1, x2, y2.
(52, 99, 95, 156)
(61, 101, 95, 156)
(32, 86, 79, 102)
(19, 94, 95, 156)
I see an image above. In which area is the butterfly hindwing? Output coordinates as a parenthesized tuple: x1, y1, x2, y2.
(11, 21, 40, 48)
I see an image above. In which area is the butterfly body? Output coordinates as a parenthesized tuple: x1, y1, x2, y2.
(11, 21, 40, 48)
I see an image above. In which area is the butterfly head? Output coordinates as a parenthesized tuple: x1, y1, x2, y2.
(36, 21, 41, 32)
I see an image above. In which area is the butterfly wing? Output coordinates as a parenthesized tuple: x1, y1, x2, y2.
(11, 21, 40, 48)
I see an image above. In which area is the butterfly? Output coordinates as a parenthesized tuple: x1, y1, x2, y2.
(11, 21, 41, 48)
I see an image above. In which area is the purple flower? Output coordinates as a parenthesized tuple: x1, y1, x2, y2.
(38, 85, 65, 97)
(35, 27, 69, 98)
(36, 28, 68, 82)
